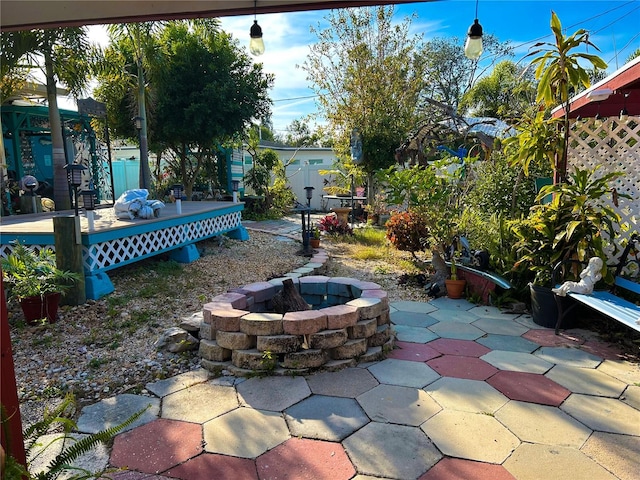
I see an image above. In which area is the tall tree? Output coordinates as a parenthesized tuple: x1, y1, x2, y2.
(152, 21, 273, 198)
(303, 6, 427, 174)
(106, 22, 160, 192)
(1, 28, 92, 210)
(459, 60, 536, 119)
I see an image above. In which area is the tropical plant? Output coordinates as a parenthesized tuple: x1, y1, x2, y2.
(317, 214, 353, 236)
(1, 394, 147, 480)
(385, 210, 430, 259)
(1, 243, 81, 300)
(511, 166, 629, 287)
(518, 11, 607, 181)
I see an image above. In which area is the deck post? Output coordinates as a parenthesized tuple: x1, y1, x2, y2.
(53, 215, 86, 305)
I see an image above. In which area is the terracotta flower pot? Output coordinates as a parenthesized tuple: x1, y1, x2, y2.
(310, 238, 320, 248)
(445, 279, 466, 299)
(19, 292, 61, 324)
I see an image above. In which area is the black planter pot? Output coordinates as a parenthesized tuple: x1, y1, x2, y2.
(529, 284, 574, 329)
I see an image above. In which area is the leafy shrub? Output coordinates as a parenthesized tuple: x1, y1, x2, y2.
(318, 214, 353, 236)
(385, 210, 430, 258)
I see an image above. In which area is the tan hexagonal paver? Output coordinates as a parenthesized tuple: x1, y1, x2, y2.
(425, 377, 508, 414)
(495, 401, 592, 447)
(545, 364, 627, 397)
(161, 383, 239, 423)
(357, 384, 441, 426)
(561, 394, 640, 435)
(422, 410, 520, 463)
(203, 407, 289, 458)
(504, 443, 618, 480)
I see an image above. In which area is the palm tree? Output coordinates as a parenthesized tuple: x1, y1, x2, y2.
(1, 28, 92, 210)
(106, 22, 160, 192)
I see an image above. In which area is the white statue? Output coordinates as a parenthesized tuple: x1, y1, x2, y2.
(552, 257, 603, 297)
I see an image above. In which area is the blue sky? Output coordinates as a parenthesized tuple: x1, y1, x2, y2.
(219, 0, 640, 134)
(82, 1, 640, 135)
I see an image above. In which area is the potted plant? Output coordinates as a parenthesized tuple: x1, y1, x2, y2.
(445, 254, 466, 299)
(1, 242, 81, 324)
(310, 227, 321, 248)
(512, 167, 628, 327)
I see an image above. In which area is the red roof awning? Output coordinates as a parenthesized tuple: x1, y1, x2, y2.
(552, 57, 640, 119)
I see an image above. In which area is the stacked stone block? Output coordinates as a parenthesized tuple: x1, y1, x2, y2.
(199, 277, 393, 376)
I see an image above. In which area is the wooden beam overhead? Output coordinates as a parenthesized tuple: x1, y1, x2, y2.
(1, 0, 433, 32)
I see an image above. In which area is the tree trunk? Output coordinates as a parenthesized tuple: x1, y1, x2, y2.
(46, 51, 71, 211)
(137, 59, 152, 193)
(272, 279, 310, 314)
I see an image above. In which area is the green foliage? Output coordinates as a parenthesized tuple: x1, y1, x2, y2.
(318, 215, 353, 236)
(459, 60, 536, 118)
(1, 394, 148, 480)
(511, 167, 628, 286)
(1, 243, 81, 300)
(303, 6, 427, 173)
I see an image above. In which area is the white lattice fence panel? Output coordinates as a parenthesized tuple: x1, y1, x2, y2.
(0, 243, 56, 260)
(569, 117, 640, 263)
(83, 211, 241, 272)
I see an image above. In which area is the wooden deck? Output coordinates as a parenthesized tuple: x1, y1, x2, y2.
(1, 201, 248, 299)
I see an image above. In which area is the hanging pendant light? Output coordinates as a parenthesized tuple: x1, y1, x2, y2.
(249, 0, 265, 56)
(464, 0, 483, 60)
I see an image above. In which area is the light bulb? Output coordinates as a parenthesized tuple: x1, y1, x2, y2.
(250, 20, 265, 56)
(464, 19, 483, 60)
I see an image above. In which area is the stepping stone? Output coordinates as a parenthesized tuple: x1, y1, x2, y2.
(423, 410, 519, 464)
(487, 371, 570, 406)
(428, 338, 490, 357)
(306, 367, 378, 397)
(472, 317, 529, 336)
(203, 408, 289, 458)
(367, 358, 440, 388)
(561, 394, 640, 435)
(495, 401, 592, 447)
(427, 355, 498, 381)
(428, 309, 478, 324)
(387, 341, 440, 362)
(343, 422, 441, 479)
(420, 458, 516, 480)
(146, 369, 210, 397)
(237, 375, 311, 411)
(284, 395, 369, 441)
(581, 431, 640, 480)
(545, 364, 627, 397)
(394, 325, 439, 343)
(357, 384, 441, 426)
(504, 443, 618, 480)
(425, 377, 508, 414)
(389, 300, 438, 314)
(162, 383, 238, 423)
(166, 454, 258, 479)
(476, 334, 539, 353)
(533, 346, 602, 368)
(391, 311, 439, 327)
(256, 438, 355, 480)
(481, 351, 553, 374)
(428, 322, 485, 341)
(76, 393, 160, 434)
(110, 418, 202, 474)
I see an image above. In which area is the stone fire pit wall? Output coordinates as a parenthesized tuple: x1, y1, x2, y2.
(198, 276, 393, 376)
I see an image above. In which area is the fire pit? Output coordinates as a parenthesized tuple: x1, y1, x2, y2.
(199, 276, 393, 376)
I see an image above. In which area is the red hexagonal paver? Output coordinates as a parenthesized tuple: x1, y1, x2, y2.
(522, 329, 585, 347)
(389, 341, 441, 362)
(428, 338, 491, 357)
(427, 355, 498, 381)
(256, 438, 355, 480)
(110, 419, 202, 474)
(419, 458, 516, 479)
(165, 453, 258, 480)
(486, 371, 571, 406)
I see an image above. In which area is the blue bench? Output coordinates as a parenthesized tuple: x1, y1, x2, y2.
(553, 234, 640, 335)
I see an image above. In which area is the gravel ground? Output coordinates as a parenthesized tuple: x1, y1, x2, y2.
(6, 228, 429, 426)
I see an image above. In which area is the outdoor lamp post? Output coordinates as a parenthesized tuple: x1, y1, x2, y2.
(23, 176, 38, 214)
(172, 184, 183, 215)
(81, 187, 96, 231)
(303, 186, 315, 253)
(232, 180, 240, 203)
(65, 163, 86, 244)
(64, 163, 86, 217)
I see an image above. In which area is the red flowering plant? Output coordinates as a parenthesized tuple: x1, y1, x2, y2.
(318, 214, 353, 236)
(385, 210, 430, 260)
